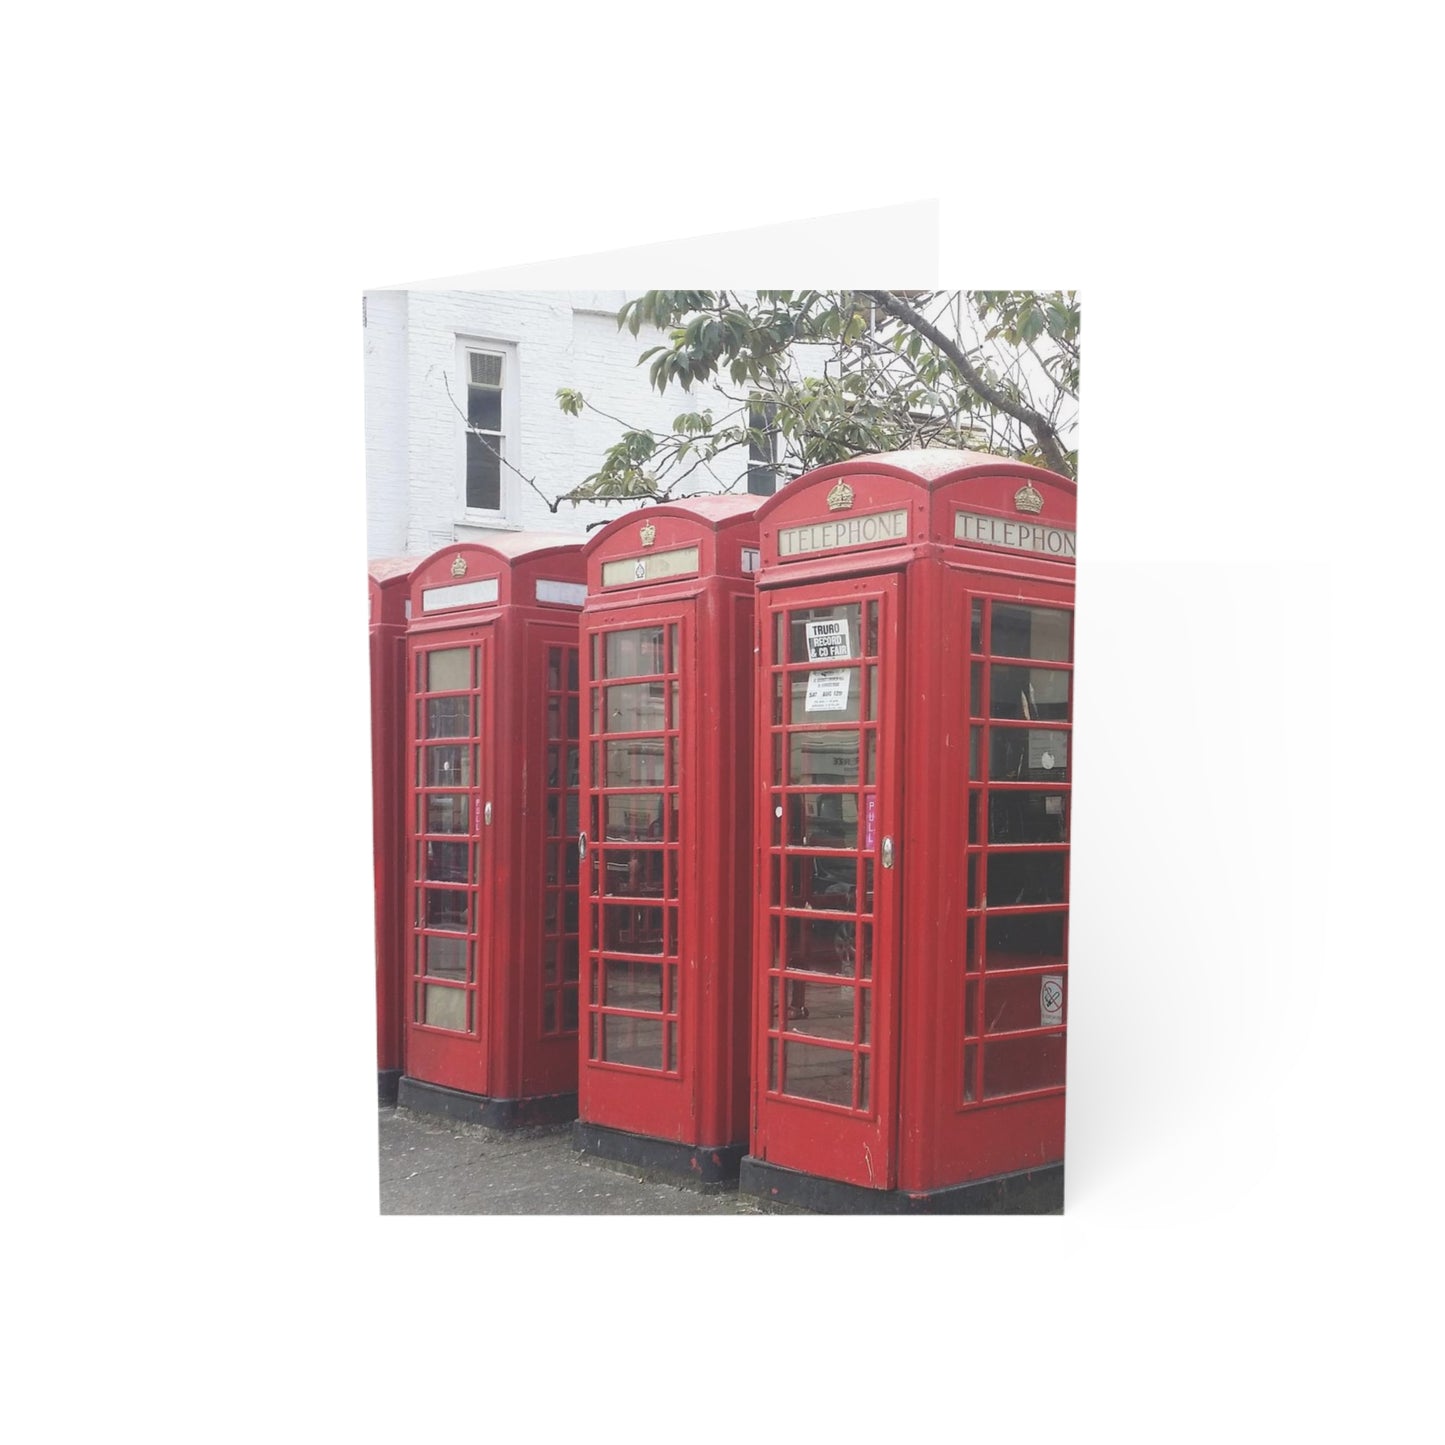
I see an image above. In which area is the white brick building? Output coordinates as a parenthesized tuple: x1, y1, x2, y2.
(363, 289, 757, 559)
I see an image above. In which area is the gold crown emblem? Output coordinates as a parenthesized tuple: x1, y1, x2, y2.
(826, 479, 854, 512)
(450, 553, 468, 577)
(640, 522, 656, 547)
(1014, 482, 1044, 515)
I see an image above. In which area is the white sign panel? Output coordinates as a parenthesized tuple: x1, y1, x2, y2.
(804, 618, 852, 661)
(954, 510, 1076, 559)
(777, 508, 910, 559)
(1040, 975, 1064, 1027)
(421, 577, 499, 612)
(534, 579, 587, 606)
(601, 545, 700, 587)
(804, 669, 851, 713)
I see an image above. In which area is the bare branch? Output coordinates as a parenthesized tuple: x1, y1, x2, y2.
(861, 291, 1072, 477)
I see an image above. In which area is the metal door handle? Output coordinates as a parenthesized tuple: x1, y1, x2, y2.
(881, 835, 895, 869)
(483, 801, 493, 826)
(578, 832, 588, 860)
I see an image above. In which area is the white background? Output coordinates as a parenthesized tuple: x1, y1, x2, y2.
(6, 5, 1439, 1439)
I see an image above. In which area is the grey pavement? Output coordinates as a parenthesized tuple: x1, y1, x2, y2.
(378, 1105, 787, 1215)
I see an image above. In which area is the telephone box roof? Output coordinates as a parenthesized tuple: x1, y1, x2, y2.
(802, 447, 1073, 488)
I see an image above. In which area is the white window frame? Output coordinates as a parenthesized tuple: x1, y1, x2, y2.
(455, 336, 522, 528)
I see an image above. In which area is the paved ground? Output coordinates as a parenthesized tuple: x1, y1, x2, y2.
(378, 1105, 779, 1215)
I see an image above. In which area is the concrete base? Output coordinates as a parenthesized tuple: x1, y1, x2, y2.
(397, 1076, 577, 1129)
(739, 1156, 1064, 1214)
(572, 1120, 746, 1190)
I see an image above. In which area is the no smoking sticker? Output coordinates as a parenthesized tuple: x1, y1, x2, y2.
(1040, 975, 1064, 1027)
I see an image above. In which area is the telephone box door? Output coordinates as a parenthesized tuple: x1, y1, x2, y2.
(580, 603, 697, 1141)
(752, 573, 904, 1189)
(404, 626, 496, 1094)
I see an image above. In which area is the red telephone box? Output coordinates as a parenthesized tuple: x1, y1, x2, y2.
(398, 536, 587, 1126)
(370, 556, 419, 1104)
(573, 498, 761, 1183)
(741, 449, 1076, 1212)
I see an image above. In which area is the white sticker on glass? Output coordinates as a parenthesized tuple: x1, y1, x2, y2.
(1028, 731, 1067, 771)
(804, 669, 851, 713)
(1040, 975, 1064, 1027)
(804, 618, 851, 661)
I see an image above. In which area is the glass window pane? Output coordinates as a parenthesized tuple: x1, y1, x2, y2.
(786, 793, 858, 849)
(990, 605, 1071, 662)
(426, 647, 470, 692)
(790, 666, 860, 722)
(788, 604, 861, 663)
(988, 727, 1069, 781)
(424, 841, 469, 883)
(990, 664, 1071, 721)
(424, 745, 470, 786)
(986, 912, 1067, 970)
(983, 1032, 1067, 1097)
(602, 682, 666, 733)
(424, 936, 468, 981)
(789, 729, 859, 787)
(984, 972, 1067, 1035)
(783, 982, 857, 1041)
(562, 989, 579, 1032)
(423, 793, 469, 835)
(423, 984, 467, 1031)
(782, 1039, 853, 1107)
(786, 855, 856, 914)
(605, 959, 663, 1011)
(989, 792, 1068, 844)
(603, 794, 664, 841)
(468, 387, 502, 430)
(786, 915, 857, 977)
(424, 888, 469, 931)
(602, 904, 665, 955)
(602, 1014, 663, 1068)
(602, 848, 665, 898)
(466, 432, 501, 510)
(604, 627, 665, 679)
(605, 738, 664, 787)
(987, 851, 1067, 906)
(426, 696, 471, 739)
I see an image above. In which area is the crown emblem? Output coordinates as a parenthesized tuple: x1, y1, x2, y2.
(1013, 482, 1044, 515)
(826, 479, 854, 512)
(639, 522, 656, 547)
(450, 553, 468, 577)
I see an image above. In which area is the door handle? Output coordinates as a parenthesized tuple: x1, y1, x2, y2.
(578, 832, 588, 860)
(483, 801, 493, 826)
(881, 835, 895, 869)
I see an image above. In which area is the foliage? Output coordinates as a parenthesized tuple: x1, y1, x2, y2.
(550, 289, 1078, 505)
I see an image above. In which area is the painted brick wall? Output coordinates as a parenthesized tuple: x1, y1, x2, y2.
(362, 289, 752, 560)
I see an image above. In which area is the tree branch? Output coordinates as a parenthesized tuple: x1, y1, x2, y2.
(861, 290, 1073, 477)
